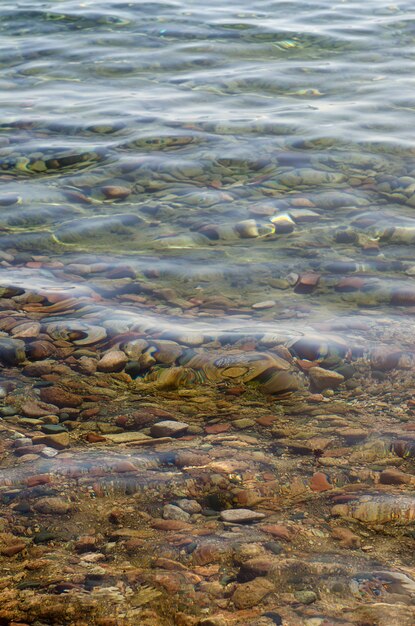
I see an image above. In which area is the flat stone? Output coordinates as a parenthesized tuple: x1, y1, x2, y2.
(308, 367, 344, 391)
(21, 399, 58, 418)
(220, 509, 265, 524)
(40, 447, 59, 458)
(32, 433, 70, 450)
(163, 504, 191, 522)
(151, 420, 189, 438)
(33, 497, 71, 515)
(97, 349, 128, 373)
(251, 300, 276, 310)
(104, 432, 151, 444)
(232, 418, 255, 429)
(379, 468, 413, 485)
(40, 387, 82, 408)
(260, 525, 292, 540)
(310, 472, 332, 492)
(231, 577, 274, 609)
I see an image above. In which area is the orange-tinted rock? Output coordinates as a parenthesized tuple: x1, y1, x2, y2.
(154, 557, 188, 571)
(85, 432, 107, 443)
(231, 577, 274, 609)
(294, 272, 320, 294)
(310, 472, 332, 492)
(332, 527, 361, 548)
(308, 366, 344, 391)
(0, 541, 26, 557)
(260, 525, 291, 541)
(102, 185, 131, 200)
(205, 423, 231, 434)
(40, 386, 82, 408)
(26, 474, 51, 487)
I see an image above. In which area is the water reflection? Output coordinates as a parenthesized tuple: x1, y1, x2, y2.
(1, 0, 415, 624)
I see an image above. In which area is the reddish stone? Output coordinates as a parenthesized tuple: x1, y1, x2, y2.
(256, 415, 278, 427)
(335, 277, 365, 292)
(205, 423, 231, 434)
(15, 445, 45, 456)
(26, 474, 51, 487)
(0, 542, 26, 556)
(85, 432, 106, 443)
(310, 472, 332, 492)
(379, 468, 413, 485)
(40, 386, 82, 408)
(294, 272, 321, 294)
(332, 527, 361, 548)
(111, 460, 137, 473)
(260, 524, 292, 540)
(154, 557, 188, 571)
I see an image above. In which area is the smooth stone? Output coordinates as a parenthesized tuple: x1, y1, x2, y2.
(162, 504, 190, 522)
(40, 424, 68, 434)
(32, 433, 70, 450)
(40, 387, 82, 408)
(233, 418, 255, 429)
(294, 590, 317, 604)
(231, 577, 274, 609)
(252, 301, 276, 310)
(33, 497, 71, 515)
(97, 349, 128, 373)
(308, 367, 344, 391)
(150, 420, 189, 438)
(220, 509, 265, 524)
(104, 432, 151, 444)
(176, 499, 202, 514)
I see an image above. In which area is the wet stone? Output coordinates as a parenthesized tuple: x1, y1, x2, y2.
(150, 420, 189, 438)
(231, 578, 274, 609)
(308, 367, 344, 391)
(220, 509, 265, 524)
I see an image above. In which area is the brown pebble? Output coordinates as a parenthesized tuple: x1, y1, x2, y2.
(0, 542, 26, 557)
(40, 386, 82, 408)
(260, 525, 291, 540)
(231, 577, 274, 609)
(26, 474, 51, 487)
(33, 497, 71, 515)
(310, 472, 332, 492)
(151, 519, 193, 531)
(332, 527, 361, 549)
(102, 185, 131, 199)
(294, 272, 321, 294)
(379, 468, 413, 485)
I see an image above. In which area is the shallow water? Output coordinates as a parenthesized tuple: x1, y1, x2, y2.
(1, 1, 415, 625)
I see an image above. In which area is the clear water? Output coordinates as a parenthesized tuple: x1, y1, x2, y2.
(1, 1, 415, 624)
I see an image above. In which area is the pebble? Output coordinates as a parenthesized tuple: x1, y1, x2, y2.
(163, 504, 191, 522)
(97, 350, 128, 373)
(33, 497, 71, 515)
(310, 472, 332, 492)
(40, 387, 82, 408)
(308, 367, 344, 391)
(220, 509, 266, 524)
(251, 301, 276, 310)
(150, 420, 189, 438)
(294, 590, 317, 604)
(232, 578, 274, 609)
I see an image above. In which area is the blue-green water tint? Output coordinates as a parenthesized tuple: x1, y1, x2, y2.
(2, 3, 415, 624)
